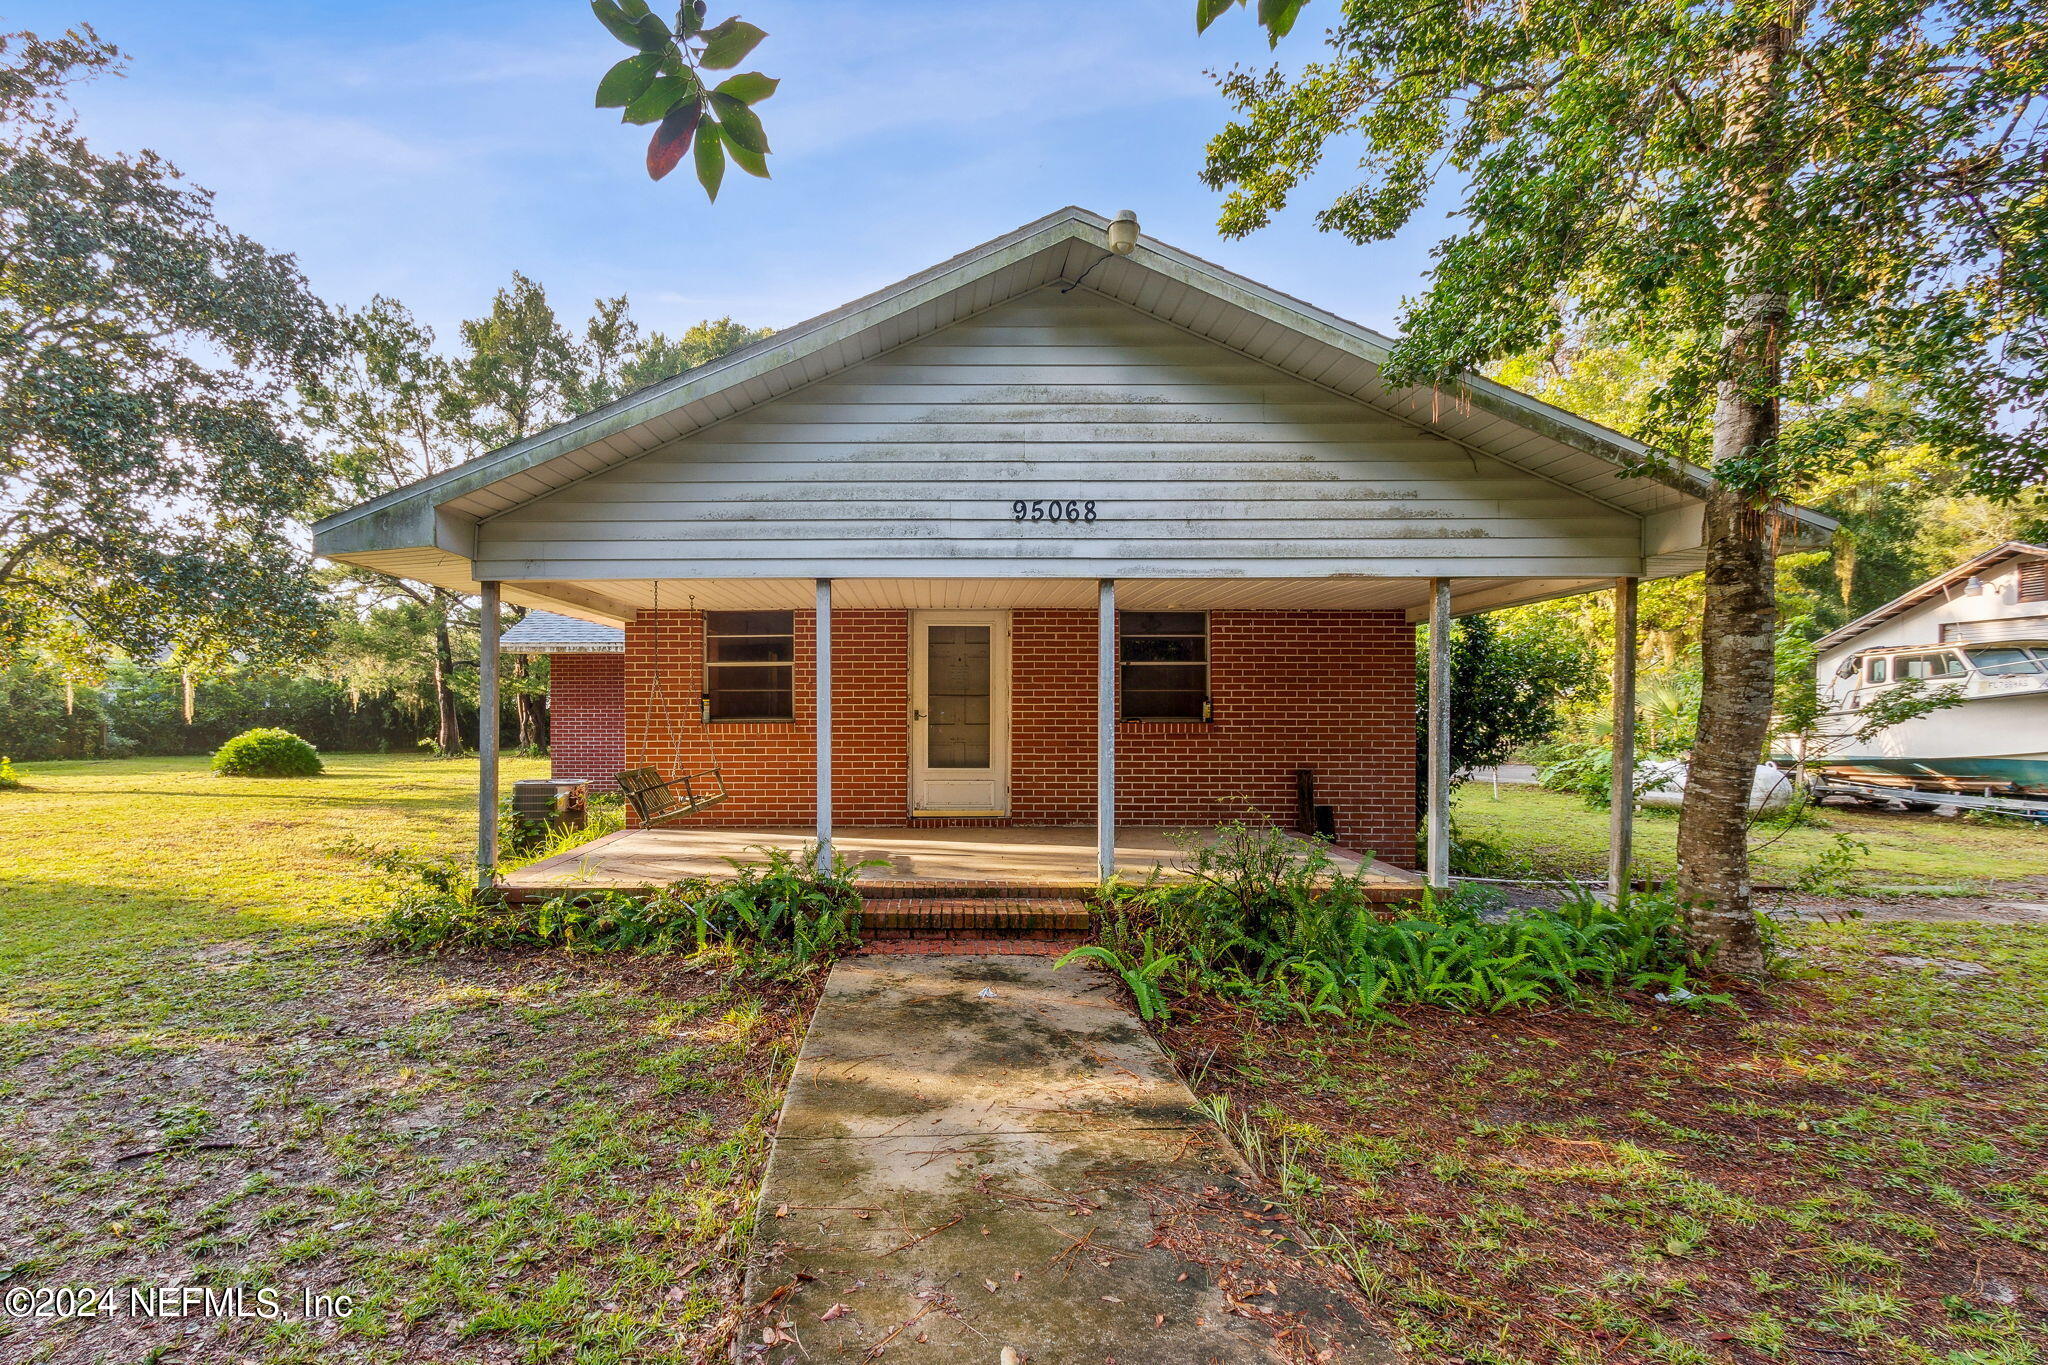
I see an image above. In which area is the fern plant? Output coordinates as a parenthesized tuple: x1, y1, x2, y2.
(1054, 942, 1183, 1021)
(1066, 823, 1712, 1023)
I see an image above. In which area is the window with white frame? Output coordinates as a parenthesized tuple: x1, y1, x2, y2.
(1118, 611, 1209, 721)
(1894, 650, 1967, 681)
(703, 611, 794, 721)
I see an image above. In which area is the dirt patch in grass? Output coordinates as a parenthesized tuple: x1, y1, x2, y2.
(1148, 919, 2048, 1363)
(1772, 877, 2048, 927)
(0, 941, 820, 1365)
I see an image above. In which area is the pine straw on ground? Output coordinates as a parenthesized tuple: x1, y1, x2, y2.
(1149, 917, 2048, 1365)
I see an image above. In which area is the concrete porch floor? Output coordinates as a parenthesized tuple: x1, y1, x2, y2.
(499, 823, 1420, 896)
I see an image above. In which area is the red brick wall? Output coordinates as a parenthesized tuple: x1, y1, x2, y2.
(623, 610, 910, 825)
(1007, 610, 1417, 865)
(547, 653, 625, 791)
(611, 608, 1417, 866)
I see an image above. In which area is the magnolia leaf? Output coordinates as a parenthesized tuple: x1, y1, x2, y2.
(647, 100, 701, 180)
(676, 0, 707, 34)
(713, 71, 778, 104)
(1256, 0, 1306, 42)
(595, 53, 660, 108)
(697, 18, 767, 70)
(695, 119, 726, 200)
(1194, 0, 1238, 33)
(623, 72, 694, 125)
(619, 0, 652, 16)
(709, 92, 770, 154)
(592, 0, 648, 48)
(724, 134, 770, 179)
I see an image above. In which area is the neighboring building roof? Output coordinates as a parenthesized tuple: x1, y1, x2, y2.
(500, 609, 624, 654)
(311, 206, 1833, 623)
(1813, 542, 2048, 654)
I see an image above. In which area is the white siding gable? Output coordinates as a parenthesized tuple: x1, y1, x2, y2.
(476, 287, 1646, 583)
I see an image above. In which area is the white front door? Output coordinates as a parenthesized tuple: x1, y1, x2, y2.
(910, 610, 1010, 816)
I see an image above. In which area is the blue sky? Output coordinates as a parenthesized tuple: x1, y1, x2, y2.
(19, 0, 1455, 344)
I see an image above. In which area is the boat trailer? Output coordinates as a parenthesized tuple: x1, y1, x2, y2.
(1804, 773, 2048, 822)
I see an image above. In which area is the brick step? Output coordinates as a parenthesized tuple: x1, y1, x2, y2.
(854, 879, 1094, 903)
(853, 937, 1079, 957)
(858, 898, 1092, 935)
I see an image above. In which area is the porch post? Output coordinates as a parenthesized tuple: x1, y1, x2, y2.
(1608, 576, 1639, 896)
(815, 578, 833, 876)
(1426, 578, 1452, 889)
(477, 580, 501, 890)
(1097, 578, 1117, 882)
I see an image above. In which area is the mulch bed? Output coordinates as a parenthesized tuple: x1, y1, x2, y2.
(1151, 954, 2048, 1363)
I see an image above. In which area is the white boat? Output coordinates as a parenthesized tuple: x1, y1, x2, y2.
(1805, 542, 2048, 795)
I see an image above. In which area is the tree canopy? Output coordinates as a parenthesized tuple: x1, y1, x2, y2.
(0, 26, 338, 673)
(1194, 0, 2047, 969)
(1199, 0, 2045, 497)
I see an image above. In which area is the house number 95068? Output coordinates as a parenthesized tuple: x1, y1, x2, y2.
(1012, 500, 1098, 524)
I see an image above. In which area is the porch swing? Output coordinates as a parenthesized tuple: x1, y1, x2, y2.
(615, 585, 729, 827)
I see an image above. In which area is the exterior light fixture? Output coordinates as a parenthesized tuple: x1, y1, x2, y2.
(1107, 209, 1139, 255)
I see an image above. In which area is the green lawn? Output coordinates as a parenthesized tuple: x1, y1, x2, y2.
(5, 756, 2044, 1364)
(1454, 783, 2048, 890)
(0, 754, 810, 1363)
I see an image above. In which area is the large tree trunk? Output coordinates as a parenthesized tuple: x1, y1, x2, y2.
(1676, 484, 1777, 973)
(512, 655, 545, 751)
(431, 606, 462, 756)
(518, 679, 547, 751)
(1674, 9, 1799, 976)
(1678, 267, 1788, 976)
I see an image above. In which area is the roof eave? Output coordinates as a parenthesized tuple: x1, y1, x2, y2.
(312, 204, 1835, 560)
(312, 208, 1113, 552)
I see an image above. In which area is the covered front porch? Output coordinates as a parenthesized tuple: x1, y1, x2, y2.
(501, 823, 1424, 900)
(310, 209, 1837, 910)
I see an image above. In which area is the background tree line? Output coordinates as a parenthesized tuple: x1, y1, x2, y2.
(3, 295, 768, 761)
(0, 19, 766, 761)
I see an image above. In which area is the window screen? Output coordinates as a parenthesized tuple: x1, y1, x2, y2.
(1119, 611, 1209, 721)
(1865, 656, 1887, 684)
(703, 611, 794, 721)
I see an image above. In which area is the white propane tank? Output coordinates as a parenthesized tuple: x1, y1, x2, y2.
(1633, 761, 1794, 812)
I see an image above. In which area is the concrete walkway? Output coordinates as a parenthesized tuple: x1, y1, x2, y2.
(739, 955, 1288, 1362)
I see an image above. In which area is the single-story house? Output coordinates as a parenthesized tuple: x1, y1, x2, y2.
(313, 207, 1832, 898)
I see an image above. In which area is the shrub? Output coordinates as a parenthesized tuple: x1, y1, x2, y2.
(376, 844, 867, 974)
(1067, 821, 1717, 1022)
(0, 756, 21, 790)
(210, 727, 323, 777)
(1538, 740, 1617, 806)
